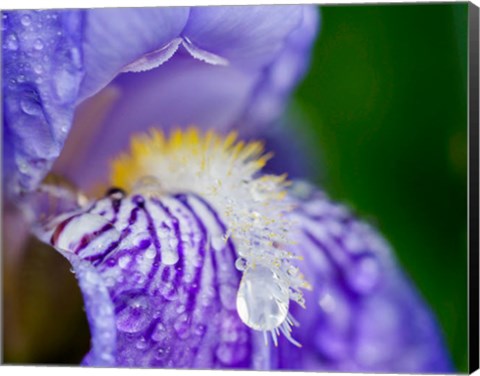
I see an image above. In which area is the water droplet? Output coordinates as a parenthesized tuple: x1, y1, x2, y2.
(173, 313, 191, 339)
(118, 255, 131, 269)
(154, 346, 170, 361)
(235, 257, 248, 271)
(160, 282, 178, 301)
(161, 239, 179, 266)
(145, 247, 156, 260)
(116, 296, 150, 333)
(21, 15, 31, 26)
(33, 39, 44, 50)
(151, 322, 167, 342)
(5, 34, 18, 50)
(287, 265, 299, 276)
(33, 63, 43, 74)
(135, 337, 148, 350)
(236, 265, 289, 331)
(20, 96, 42, 116)
(211, 234, 226, 251)
(18, 160, 29, 174)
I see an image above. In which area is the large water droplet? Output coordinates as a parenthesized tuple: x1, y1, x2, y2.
(116, 296, 150, 333)
(236, 265, 289, 331)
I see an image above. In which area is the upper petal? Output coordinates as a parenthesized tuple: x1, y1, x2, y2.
(2, 10, 84, 196)
(78, 7, 190, 102)
(182, 5, 306, 71)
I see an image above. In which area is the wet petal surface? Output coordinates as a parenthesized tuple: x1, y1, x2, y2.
(41, 192, 271, 368)
(2, 10, 84, 196)
(276, 183, 453, 372)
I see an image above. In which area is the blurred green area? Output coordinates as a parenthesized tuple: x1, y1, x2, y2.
(293, 3, 468, 372)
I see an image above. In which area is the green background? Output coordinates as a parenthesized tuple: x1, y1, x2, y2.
(292, 3, 468, 372)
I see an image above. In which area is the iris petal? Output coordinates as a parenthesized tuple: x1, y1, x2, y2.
(182, 6, 305, 71)
(79, 7, 190, 101)
(55, 7, 319, 190)
(2, 10, 84, 196)
(277, 183, 453, 372)
(39, 191, 272, 368)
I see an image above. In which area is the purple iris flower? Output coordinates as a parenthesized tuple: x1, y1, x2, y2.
(2, 6, 453, 372)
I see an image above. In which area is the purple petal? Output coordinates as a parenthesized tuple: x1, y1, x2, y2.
(277, 183, 453, 372)
(40, 191, 272, 368)
(182, 5, 306, 71)
(55, 6, 318, 190)
(79, 7, 189, 102)
(2, 10, 84, 197)
(240, 6, 320, 130)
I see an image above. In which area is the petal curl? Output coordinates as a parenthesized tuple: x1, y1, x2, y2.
(79, 7, 189, 101)
(2, 10, 84, 196)
(182, 5, 305, 71)
(277, 183, 453, 372)
(39, 191, 272, 368)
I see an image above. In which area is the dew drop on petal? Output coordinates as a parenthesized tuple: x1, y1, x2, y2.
(20, 97, 42, 116)
(33, 39, 44, 50)
(235, 257, 248, 271)
(116, 296, 150, 333)
(21, 15, 31, 26)
(173, 312, 191, 339)
(161, 239, 179, 266)
(236, 265, 289, 331)
(135, 336, 148, 350)
(5, 34, 19, 50)
(151, 322, 167, 342)
(160, 282, 179, 301)
(144, 247, 156, 260)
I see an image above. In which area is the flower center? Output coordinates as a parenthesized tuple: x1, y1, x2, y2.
(110, 127, 309, 345)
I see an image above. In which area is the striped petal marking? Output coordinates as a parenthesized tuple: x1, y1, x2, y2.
(39, 128, 310, 367)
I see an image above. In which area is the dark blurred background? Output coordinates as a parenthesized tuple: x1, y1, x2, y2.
(292, 3, 468, 372)
(3, 3, 469, 372)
